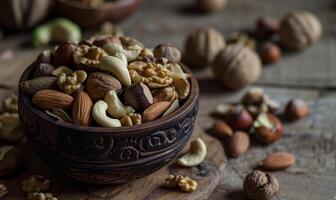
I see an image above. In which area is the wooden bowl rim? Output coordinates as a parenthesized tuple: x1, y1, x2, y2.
(57, 0, 140, 11)
(19, 63, 199, 135)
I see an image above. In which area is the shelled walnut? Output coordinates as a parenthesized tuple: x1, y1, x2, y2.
(164, 174, 197, 193)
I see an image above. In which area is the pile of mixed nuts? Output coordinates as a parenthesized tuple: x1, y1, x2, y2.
(21, 35, 191, 128)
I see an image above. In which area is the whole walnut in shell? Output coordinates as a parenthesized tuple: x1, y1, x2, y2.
(184, 27, 225, 68)
(196, 0, 226, 13)
(279, 10, 322, 50)
(0, 0, 51, 30)
(211, 44, 262, 89)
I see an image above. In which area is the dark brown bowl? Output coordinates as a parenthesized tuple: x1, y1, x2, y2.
(55, 0, 141, 28)
(18, 63, 199, 184)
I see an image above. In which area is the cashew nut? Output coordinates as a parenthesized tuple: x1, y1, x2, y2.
(0, 113, 22, 141)
(92, 100, 121, 128)
(177, 138, 207, 167)
(98, 54, 131, 86)
(103, 43, 142, 62)
(104, 90, 135, 119)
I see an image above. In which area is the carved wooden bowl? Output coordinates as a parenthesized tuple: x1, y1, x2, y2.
(55, 0, 142, 28)
(18, 63, 199, 184)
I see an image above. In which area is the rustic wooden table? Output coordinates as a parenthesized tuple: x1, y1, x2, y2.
(1, 0, 336, 199)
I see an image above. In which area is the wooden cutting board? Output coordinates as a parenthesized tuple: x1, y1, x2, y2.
(2, 124, 226, 200)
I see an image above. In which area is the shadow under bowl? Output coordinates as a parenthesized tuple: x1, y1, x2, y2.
(18, 63, 199, 184)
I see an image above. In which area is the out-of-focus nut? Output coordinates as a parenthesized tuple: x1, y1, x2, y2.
(177, 138, 207, 167)
(105, 90, 135, 119)
(33, 63, 55, 78)
(35, 50, 52, 65)
(164, 174, 198, 193)
(124, 82, 153, 110)
(0, 183, 8, 198)
(227, 32, 256, 49)
(212, 120, 233, 138)
(142, 101, 171, 122)
(51, 66, 73, 77)
(258, 42, 281, 64)
(87, 72, 122, 101)
(284, 99, 309, 121)
(241, 87, 265, 106)
(153, 44, 181, 63)
(139, 48, 154, 57)
(92, 100, 121, 128)
(163, 99, 180, 116)
(243, 170, 279, 200)
(52, 42, 77, 67)
(166, 63, 190, 80)
(100, 22, 124, 37)
(3, 93, 18, 113)
(0, 146, 23, 177)
(215, 103, 235, 117)
(22, 175, 50, 193)
(226, 131, 250, 158)
(93, 35, 121, 47)
(73, 45, 107, 70)
(259, 152, 295, 171)
(120, 113, 142, 126)
(173, 77, 190, 100)
(253, 113, 283, 144)
(0, 113, 22, 141)
(255, 16, 280, 40)
(45, 109, 72, 123)
(57, 70, 87, 94)
(27, 192, 58, 200)
(153, 86, 178, 103)
(196, 0, 226, 13)
(20, 77, 58, 95)
(225, 106, 253, 131)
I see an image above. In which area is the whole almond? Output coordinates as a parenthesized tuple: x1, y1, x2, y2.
(72, 91, 93, 126)
(226, 131, 250, 158)
(143, 101, 171, 122)
(260, 152, 295, 171)
(32, 89, 74, 110)
(212, 120, 233, 138)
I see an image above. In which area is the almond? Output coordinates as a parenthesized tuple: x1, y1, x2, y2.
(142, 101, 171, 122)
(260, 152, 295, 171)
(212, 120, 233, 138)
(226, 131, 250, 158)
(32, 89, 74, 110)
(72, 91, 93, 126)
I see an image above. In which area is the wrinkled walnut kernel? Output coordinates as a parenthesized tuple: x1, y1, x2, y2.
(73, 45, 107, 69)
(128, 61, 173, 88)
(57, 70, 87, 94)
(22, 175, 50, 193)
(164, 174, 197, 193)
(120, 113, 142, 126)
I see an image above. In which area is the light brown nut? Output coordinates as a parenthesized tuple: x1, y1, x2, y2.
(164, 174, 184, 188)
(153, 44, 181, 63)
(227, 31, 256, 49)
(241, 87, 265, 106)
(3, 93, 18, 113)
(225, 106, 253, 131)
(258, 42, 281, 65)
(73, 45, 107, 70)
(177, 138, 207, 167)
(0, 146, 23, 177)
(57, 70, 87, 94)
(142, 101, 171, 122)
(45, 109, 72, 123)
(100, 22, 124, 37)
(32, 89, 74, 110)
(20, 77, 58, 95)
(87, 72, 122, 101)
(284, 99, 309, 121)
(0, 112, 22, 141)
(253, 113, 283, 144)
(226, 131, 250, 158)
(243, 170, 279, 200)
(33, 63, 55, 78)
(0, 183, 8, 198)
(212, 120, 233, 139)
(196, 0, 226, 13)
(51, 66, 73, 77)
(259, 152, 295, 171)
(124, 82, 153, 110)
(163, 99, 180, 117)
(27, 192, 58, 200)
(139, 48, 154, 57)
(52, 42, 77, 67)
(173, 77, 190, 100)
(120, 113, 142, 126)
(153, 86, 178, 103)
(22, 175, 50, 193)
(128, 61, 173, 89)
(72, 91, 93, 126)
(178, 176, 198, 193)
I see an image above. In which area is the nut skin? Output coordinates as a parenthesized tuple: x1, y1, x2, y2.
(212, 120, 233, 138)
(226, 131, 250, 158)
(184, 27, 225, 68)
(72, 91, 93, 126)
(32, 89, 74, 110)
(153, 44, 181, 63)
(260, 152, 295, 171)
(225, 106, 253, 131)
(0, 146, 23, 177)
(124, 82, 154, 111)
(255, 16, 280, 40)
(243, 170, 279, 200)
(258, 42, 281, 65)
(284, 99, 309, 121)
(52, 43, 77, 67)
(254, 114, 284, 144)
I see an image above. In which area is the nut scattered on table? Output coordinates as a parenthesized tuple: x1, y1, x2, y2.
(0, 183, 8, 198)
(225, 106, 253, 131)
(258, 42, 282, 65)
(243, 170, 279, 200)
(212, 120, 233, 139)
(177, 138, 207, 167)
(0, 112, 22, 141)
(27, 192, 57, 200)
(22, 175, 50, 193)
(255, 16, 280, 40)
(164, 174, 198, 193)
(0, 146, 23, 177)
(196, 0, 226, 13)
(184, 27, 225, 68)
(284, 99, 309, 121)
(226, 131, 250, 158)
(253, 113, 284, 144)
(227, 32, 256, 49)
(259, 152, 296, 171)
(3, 93, 18, 113)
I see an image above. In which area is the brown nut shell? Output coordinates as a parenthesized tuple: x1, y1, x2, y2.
(53, 43, 77, 67)
(32, 89, 74, 110)
(225, 106, 253, 131)
(226, 131, 250, 158)
(87, 72, 122, 101)
(254, 114, 284, 144)
(260, 152, 295, 171)
(142, 101, 171, 122)
(284, 99, 309, 121)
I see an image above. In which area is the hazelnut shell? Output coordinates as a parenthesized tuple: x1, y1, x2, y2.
(254, 114, 284, 144)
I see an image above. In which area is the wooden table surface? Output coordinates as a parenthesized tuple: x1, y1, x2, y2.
(1, 0, 336, 199)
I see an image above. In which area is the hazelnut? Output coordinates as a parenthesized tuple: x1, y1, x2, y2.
(196, 0, 226, 13)
(153, 44, 181, 63)
(225, 106, 253, 131)
(52, 43, 77, 67)
(227, 32, 256, 50)
(243, 170, 279, 200)
(258, 42, 281, 65)
(284, 99, 309, 121)
(226, 131, 250, 158)
(0, 146, 23, 177)
(211, 44, 262, 89)
(253, 113, 283, 144)
(184, 27, 225, 68)
(279, 10, 322, 50)
(212, 120, 233, 138)
(255, 16, 280, 40)
(241, 87, 265, 106)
